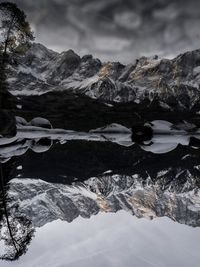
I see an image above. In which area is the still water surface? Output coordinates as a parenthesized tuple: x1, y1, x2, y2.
(0, 118, 200, 266)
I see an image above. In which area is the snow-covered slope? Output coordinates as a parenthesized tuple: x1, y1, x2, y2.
(8, 174, 200, 228)
(7, 43, 200, 112)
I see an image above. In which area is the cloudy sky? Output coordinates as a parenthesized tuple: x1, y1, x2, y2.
(5, 0, 200, 62)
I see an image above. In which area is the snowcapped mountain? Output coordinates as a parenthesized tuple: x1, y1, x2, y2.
(7, 43, 200, 112)
(8, 174, 200, 228)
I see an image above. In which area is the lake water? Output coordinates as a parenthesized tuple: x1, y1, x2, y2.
(0, 118, 200, 267)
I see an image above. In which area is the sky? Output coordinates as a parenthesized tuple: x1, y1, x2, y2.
(4, 0, 200, 63)
(1, 211, 200, 267)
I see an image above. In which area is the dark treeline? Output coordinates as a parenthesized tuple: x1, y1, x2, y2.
(0, 1, 34, 137)
(0, 2, 35, 261)
(0, 53, 16, 109)
(0, 53, 17, 137)
(0, 160, 35, 261)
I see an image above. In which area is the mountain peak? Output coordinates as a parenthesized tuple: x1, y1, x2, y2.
(6, 42, 200, 113)
(28, 42, 58, 60)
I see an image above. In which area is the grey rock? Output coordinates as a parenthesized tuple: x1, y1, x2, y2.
(7, 43, 200, 113)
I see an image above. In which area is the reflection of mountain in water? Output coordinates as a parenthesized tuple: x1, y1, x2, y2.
(0, 119, 200, 256)
(3, 135, 199, 229)
(8, 174, 200, 228)
(0, 124, 200, 263)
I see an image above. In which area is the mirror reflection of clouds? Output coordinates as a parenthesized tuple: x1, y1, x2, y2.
(1, 212, 200, 267)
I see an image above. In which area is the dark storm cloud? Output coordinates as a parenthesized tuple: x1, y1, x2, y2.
(5, 0, 200, 62)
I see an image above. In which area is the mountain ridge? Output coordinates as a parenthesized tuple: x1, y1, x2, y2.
(7, 43, 200, 113)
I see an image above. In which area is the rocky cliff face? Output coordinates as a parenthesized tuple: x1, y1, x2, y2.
(8, 174, 200, 228)
(7, 43, 200, 113)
